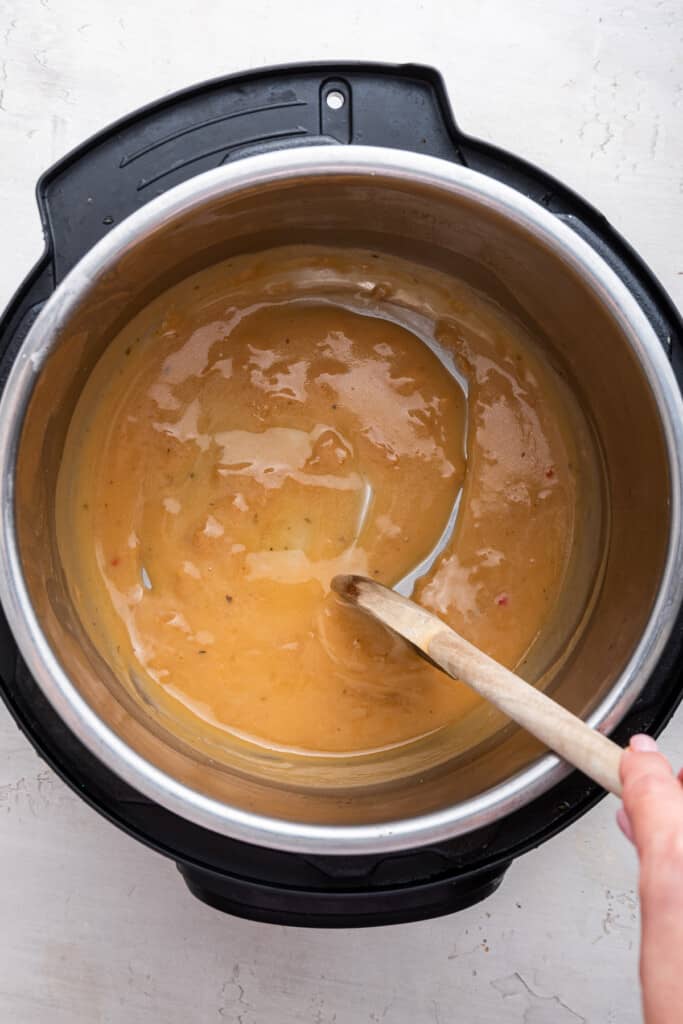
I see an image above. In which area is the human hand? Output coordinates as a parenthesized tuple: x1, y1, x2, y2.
(619, 735, 683, 1024)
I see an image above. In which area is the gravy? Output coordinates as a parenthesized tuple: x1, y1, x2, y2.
(57, 247, 598, 756)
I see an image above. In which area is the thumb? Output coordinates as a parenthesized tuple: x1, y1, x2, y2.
(620, 735, 683, 856)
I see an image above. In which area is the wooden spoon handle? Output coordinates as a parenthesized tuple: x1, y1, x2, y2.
(427, 627, 623, 796)
(332, 575, 623, 797)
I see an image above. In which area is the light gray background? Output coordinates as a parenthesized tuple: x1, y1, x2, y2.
(1, 1, 682, 1021)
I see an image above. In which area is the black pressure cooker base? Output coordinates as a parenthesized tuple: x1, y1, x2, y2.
(1, 62, 682, 928)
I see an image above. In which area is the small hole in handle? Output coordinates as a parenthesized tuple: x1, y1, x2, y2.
(326, 90, 345, 111)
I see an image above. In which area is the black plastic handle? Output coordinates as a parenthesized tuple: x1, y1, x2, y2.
(178, 859, 509, 928)
(36, 63, 466, 284)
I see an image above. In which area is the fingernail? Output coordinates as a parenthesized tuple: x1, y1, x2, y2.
(616, 806, 634, 843)
(630, 734, 658, 753)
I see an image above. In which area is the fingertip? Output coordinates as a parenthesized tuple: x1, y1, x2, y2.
(621, 747, 674, 787)
(630, 734, 658, 753)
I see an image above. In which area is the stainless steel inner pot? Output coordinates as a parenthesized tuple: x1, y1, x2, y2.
(0, 146, 681, 855)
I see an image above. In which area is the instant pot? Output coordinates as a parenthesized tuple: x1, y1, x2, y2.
(1, 62, 682, 927)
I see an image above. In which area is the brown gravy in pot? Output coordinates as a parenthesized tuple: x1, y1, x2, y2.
(56, 247, 601, 756)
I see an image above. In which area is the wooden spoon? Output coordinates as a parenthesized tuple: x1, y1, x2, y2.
(332, 574, 623, 796)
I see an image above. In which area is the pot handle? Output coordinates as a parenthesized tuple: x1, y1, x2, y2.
(35, 63, 468, 284)
(177, 858, 510, 927)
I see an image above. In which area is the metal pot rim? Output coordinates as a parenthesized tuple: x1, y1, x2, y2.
(0, 145, 681, 855)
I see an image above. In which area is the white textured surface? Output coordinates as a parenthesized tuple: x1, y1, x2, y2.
(0, 1, 682, 1021)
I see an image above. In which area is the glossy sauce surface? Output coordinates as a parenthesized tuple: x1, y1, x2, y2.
(57, 247, 591, 756)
